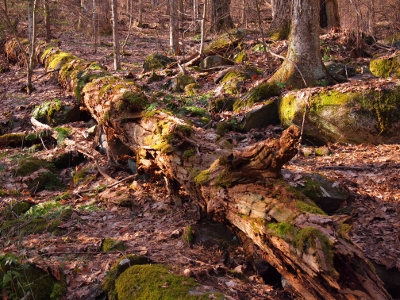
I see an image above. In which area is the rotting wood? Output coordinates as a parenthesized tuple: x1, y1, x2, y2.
(19, 40, 391, 299)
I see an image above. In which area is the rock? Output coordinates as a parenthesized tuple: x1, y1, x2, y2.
(143, 53, 175, 71)
(32, 98, 81, 126)
(203, 28, 247, 56)
(184, 83, 200, 96)
(290, 172, 350, 215)
(239, 100, 280, 132)
(279, 85, 400, 144)
(324, 61, 356, 82)
(209, 97, 236, 112)
(183, 269, 193, 277)
(200, 55, 234, 69)
(370, 52, 400, 78)
(220, 66, 261, 95)
(171, 74, 196, 92)
(234, 82, 281, 111)
(314, 145, 331, 156)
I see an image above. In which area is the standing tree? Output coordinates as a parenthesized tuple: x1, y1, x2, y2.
(269, 0, 334, 88)
(169, 0, 180, 54)
(43, 0, 51, 41)
(111, 0, 120, 70)
(267, 0, 291, 40)
(210, 0, 234, 33)
(27, 0, 38, 94)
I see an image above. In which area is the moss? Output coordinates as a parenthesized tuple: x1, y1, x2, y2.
(370, 53, 400, 78)
(194, 169, 210, 186)
(209, 97, 236, 113)
(102, 255, 150, 299)
(115, 264, 223, 300)
(74, 71, 109, 102)
(117, 91, 148, 112)
(14, 157, 55, 177)
(295, 200, 327, 215)
(185, 83, 200, 96)
(234, 82, 281, 111)
(338, 222, 352, 239)
(234, 51, 248, 63)
(267, 25, 291, 41)
(1, 218, 48, 236)
(204, 28, 247, 55)
(175, 124, 193, 136)
(54, 127, 71, 144)
(182, 225, 195, 244)
(47, 51, 76, 70)
(180, 106, 207, 117)
(183, 149, 196, 159)
(267, 222, 296, 239)
(216, 121, 232, 136)
(143, 53, 175, 71)
(101, 237, 126, 252)
(214, 170, 233, 188)
(172, 74, 196, 92)
(12, 201, 32, 216)
(32, 98, 63, 124)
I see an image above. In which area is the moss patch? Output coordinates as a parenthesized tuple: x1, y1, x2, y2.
(370, 53, 400, 78)
(234, 82, 280, 111)
(101, 237, 126, 252)
(115, 264, 223, 300)
(14, 157, 55, 177)
(143, 53, 175, 71)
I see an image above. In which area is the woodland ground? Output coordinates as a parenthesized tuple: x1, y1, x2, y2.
(1, 4, 400, 300)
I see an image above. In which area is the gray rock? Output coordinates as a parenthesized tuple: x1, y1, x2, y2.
(240, 100, 279, 132)
(324, 61, 356, 82)
(200, 55, 234, 69)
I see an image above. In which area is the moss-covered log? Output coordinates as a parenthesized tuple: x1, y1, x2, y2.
(32, 41, 390, 299)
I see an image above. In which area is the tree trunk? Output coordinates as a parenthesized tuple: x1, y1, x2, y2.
(111, 0, 120, 70)
(34, 43, 391, 300)
(169, 0, 180, 55)
(27, 0, 37, 94)
(268, 0, 291, 40)
(92, 0, 98, 53)
(138, 0, 143, 27)
(211, 0, 234, 33)
(268, 0, 334, 88)
(319, 0, 340, 30)
(43, 0, 51, 41)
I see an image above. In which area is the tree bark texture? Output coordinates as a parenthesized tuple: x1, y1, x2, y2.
(269, 0, 334, 88)
(31, 43, 391, 300)
(268, 0, 291, 40)
(111, 0, 120, 70)
(211, 0, 234, 33)
(169, 0, 180, 55)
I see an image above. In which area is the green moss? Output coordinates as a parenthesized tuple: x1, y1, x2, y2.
(204, 28, 247, 55)
(234, 82, 281, 111)
(338, 222, 352, 239)
(47, 52, 76, 70)
(72, 167, 92, 186)
(14, 157, 55, 177)
(194, 169, 210, 186)
(234, 51, 248, 63)
(267, 222, 296, 238)
(183, 149, 196, 159)
(143, 53, 175, 71)
(54, 127, 71, 144)
(295, 200, 327, 215)
(118, 91, 148, 112)
(32, 98, 63, 124)
(175, 124, 193, 136)
(182, 225, 195, 244)
(115, 264, 223, 300)
(0, 218, 48, 236)
(102, 254, 150, 299)
(74, 71, 108, 102)
(101, 237, 126, 252)
(209, 97, 236, 113)
(216, 121, 233, 136)
(370, 53, 400, 78)
(267, 25, 290, 41)
(214, 170, 233, 188)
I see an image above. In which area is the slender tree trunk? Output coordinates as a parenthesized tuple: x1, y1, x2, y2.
(3, 0, 8, 15)
(192, 0, 198, 32)
(268, 0, 291, 40)
(211, 0, 234, 33)
(27, 0, 38, 94)
(269, 0, 334, 88)
(199, 0, 207, 54)
(319, 0, 340, 30)
(111, 0, 120, 70)
(169, 0, 180, 55)
(44, 0, 51, 41)
(92, 0, 98, 53)
(241, 0, 247, 28)
(151, 0, 158, 7)
(138, 0, 143, 27)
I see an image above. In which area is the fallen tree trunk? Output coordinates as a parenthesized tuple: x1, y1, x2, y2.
(28, 41, 391, 299)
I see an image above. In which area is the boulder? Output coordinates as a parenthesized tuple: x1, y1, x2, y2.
(279, 84, 400, 144)
(324, 61, 356, 82)
(200, 55, 234, 69)
(370, 52, 400, 78)
(239, 100, 280, 132)
(203, 28, 247, 56)
(143, 53, 175, 71)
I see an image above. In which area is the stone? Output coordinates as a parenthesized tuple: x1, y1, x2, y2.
(200, 55, 234, 69)
(239, 100, 280, 132)
(324, 61, 356, 82)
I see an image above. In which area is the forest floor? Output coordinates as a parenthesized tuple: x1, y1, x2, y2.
(1, 10, 400, 300)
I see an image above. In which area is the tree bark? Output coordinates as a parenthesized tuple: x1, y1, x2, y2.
(34, 43, 391, 300)
(27, 0, 37, 94)
(211, 0, 234, 33)
(169, 0, 180, 55)
(111, 0, 120, 70)
(269, 0, 334, 88)
(268, 0, 291, 40)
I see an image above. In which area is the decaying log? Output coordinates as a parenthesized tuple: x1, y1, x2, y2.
(32, 41, 391, 299)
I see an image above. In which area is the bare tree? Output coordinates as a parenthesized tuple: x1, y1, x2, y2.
(92, 0, 98, 53)
(269, 0, 334, 88)
(27, 0, 38, 94)
(210, 0, 234, 33)
(169, 0, 180, 54)
(43, 0, 51, 41)
(111, 0, 120, 70)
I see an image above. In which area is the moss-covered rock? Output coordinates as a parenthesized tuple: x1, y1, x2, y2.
(199, 55, 234, 69)
(171, 74, 196, 92)
(114, 264, 223, 300)
(324, 61, 356, 83)
(14, 157, 55, 177)
(370, 52, 400, 78)
(102, 255, 151, 299)
(203, 28, 247, 56)
(383, 33, 400, 48)
(234, 51, 248, 63)
(220, 66, 261, 95)
(285, 171, 350, 215)
(233, 82, 281, 111)
(0, 131, 51, 148)
(143, 53, 175, 71)
(32, 98, 81, 126)
(101, 237, 126, 252)
(184, 83, 201, 96)
(0, 254, 66, 300)
(209, 97, 237, 113)
(1, 201, 33, 220)
(239, 100, 280, 132)
(279, 84, 400, 144)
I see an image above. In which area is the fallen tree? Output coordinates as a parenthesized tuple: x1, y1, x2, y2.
(7, 40, 390, 299)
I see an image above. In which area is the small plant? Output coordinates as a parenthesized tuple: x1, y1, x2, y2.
(54, 127, 71, 144)
(253, 43, 268, 52)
